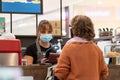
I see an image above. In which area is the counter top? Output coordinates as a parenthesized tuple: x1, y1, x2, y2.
(106, 64, 120, 80)
(21, 65, 50, 80)
(21, 64, 120, 80)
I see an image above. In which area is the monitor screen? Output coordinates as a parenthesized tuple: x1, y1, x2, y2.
(1, 0, 43, 14)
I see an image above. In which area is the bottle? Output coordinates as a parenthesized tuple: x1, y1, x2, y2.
(110, 28, 113, 36)
(98, 28, 102, 37)
(57, 39, 62, 53)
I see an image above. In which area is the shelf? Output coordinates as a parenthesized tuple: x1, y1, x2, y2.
(94, 36, 114, 43)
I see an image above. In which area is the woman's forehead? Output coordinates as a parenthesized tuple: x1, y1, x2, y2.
(40, 25, 52, 31)
(45, 26, 51, 30)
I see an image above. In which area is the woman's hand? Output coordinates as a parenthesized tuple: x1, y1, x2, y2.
(41, 58, 49, 63)
(24, 55, 33, 65)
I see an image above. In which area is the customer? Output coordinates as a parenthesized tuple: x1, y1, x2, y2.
(24, 20, 56, 65)
(55, 15, 109, 80)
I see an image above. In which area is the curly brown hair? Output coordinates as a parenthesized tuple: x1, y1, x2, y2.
(71, 15, 95, 41)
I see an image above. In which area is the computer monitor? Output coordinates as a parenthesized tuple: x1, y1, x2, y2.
(1, 0, 43, 14)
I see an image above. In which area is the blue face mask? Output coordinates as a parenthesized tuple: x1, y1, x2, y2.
(40, 34, 53, 43)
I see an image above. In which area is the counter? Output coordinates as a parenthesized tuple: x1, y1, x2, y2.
(22, 65, 50, 80)
(21, 64, 120, 80)
(106, 64, 120, 80)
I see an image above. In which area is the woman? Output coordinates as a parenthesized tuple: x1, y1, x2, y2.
(24, 20, 56, 65)
(55, 15, 109, 80)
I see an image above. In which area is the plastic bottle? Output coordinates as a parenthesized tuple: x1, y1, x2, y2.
(57, 39, 62, 53)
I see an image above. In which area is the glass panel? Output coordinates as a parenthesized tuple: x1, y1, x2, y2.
(38, 0, 61, 36)
(12, 14, 36, 36)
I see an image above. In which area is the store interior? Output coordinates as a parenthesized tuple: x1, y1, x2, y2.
(0, 0, 120, 80)
(0, 0, 120, 60)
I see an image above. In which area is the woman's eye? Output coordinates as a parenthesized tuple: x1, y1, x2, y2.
(48, 31, 52, 33)
(41, 31, 45, 33)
